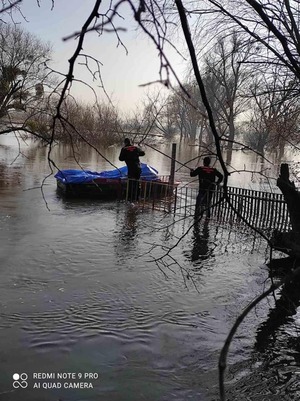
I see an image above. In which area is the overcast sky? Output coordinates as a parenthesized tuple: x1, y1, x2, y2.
(13, 0, 186, 114)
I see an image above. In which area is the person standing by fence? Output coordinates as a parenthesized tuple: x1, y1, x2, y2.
(119, 138, 145, 201)
(190, 156, 223, 218)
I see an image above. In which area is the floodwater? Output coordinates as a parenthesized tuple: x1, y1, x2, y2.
(1, 134, 300, 401)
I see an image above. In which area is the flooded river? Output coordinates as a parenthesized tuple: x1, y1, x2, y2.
(0, 134, 300, 400)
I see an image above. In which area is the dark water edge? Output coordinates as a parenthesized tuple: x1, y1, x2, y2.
(1, 135, 300, 400)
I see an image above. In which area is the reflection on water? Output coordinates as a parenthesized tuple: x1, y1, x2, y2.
(0, 134, 300, 400)
(120, 205, 138, 241)
(255, 262, 300, 353)
(191, 219, 214, 264)
(226, 266, 300, 401)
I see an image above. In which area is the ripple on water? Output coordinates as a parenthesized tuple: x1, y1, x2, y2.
(1, 290, 219, 365)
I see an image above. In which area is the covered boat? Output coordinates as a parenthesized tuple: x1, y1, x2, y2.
(55, 163, 173, 199)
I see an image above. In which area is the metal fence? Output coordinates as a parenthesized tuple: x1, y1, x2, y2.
(131, 179, 291, 234)
(125, 176, 176, 213)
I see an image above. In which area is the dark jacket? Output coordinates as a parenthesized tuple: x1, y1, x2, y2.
(190, 165, 223, 190)
(119, 145, 145, 178)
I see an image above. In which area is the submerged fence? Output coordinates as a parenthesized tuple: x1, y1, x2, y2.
(177, 185, 290, 233)
(126, 176, 175, 213)
(132, 178, 291, 234)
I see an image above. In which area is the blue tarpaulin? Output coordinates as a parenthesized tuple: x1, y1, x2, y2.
(55, 163, 159, 184)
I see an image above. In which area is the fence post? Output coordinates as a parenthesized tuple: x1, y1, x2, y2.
(169, 143, 177, 187)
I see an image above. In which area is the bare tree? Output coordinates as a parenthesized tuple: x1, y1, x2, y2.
(245, 71, 300, 156)
(47, 98, 121, 146)
(0, 0, 22, 19)
(199, 0, 300, 86)
(142, 92, 177, 138)
(203, 33, 253, 161)
(0, 22, 51, 120)
(161, 85, 204, 141)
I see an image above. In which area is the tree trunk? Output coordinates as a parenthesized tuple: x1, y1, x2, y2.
(272, 164, 300, 258)
(277, 164, 300, 234)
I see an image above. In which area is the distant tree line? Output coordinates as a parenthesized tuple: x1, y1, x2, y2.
(1, 14, 300, 158)
(137, 32, 300, 160)
(0, 22, 123, 146)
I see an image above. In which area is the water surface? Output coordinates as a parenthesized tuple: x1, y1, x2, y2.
(0, 134, 300, 400)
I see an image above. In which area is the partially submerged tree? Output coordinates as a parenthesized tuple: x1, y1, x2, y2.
(163, 84, 205, 141)
(48, 98, 121, 146)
